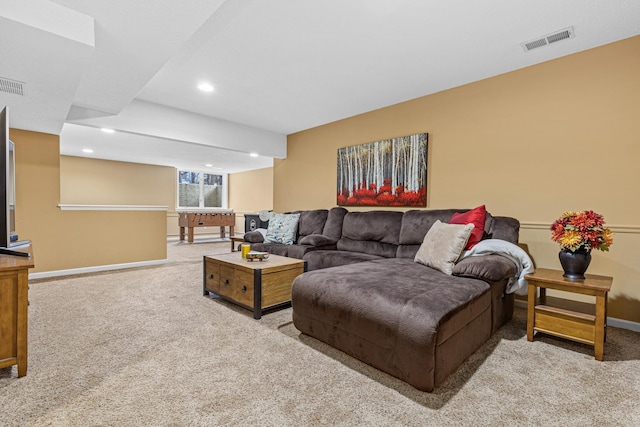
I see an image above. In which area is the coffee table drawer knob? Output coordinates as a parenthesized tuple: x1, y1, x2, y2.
(241, 286, 247, 293)
(224, 279, 230, 286)
(209, 274, 214, 279)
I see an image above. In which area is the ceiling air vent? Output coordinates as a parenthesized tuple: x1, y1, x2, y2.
(0, 77, 25, 96)
(521, 27, 575, 52)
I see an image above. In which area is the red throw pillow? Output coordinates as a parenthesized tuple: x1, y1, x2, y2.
(449, 205, 486, 250)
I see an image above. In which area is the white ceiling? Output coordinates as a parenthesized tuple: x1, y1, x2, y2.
(1, 0, 639, 173)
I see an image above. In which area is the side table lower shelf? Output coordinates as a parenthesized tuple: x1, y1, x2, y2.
(533, 296, 598, 346)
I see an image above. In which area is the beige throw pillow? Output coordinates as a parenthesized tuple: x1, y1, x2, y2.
(414, 220, 475, 275)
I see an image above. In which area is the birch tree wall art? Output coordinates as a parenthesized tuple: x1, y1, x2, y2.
(337, 133, 428, 207)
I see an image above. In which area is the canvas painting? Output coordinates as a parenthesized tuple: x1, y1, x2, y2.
(337, 133, 428, 207)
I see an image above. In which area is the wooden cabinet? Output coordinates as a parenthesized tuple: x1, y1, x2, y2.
(0, 246, 35, 377)
(525, 268, 612, 361)
(203, 252, 306, 319)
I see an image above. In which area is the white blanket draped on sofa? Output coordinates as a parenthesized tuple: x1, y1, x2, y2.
(459, 239, 535, 295)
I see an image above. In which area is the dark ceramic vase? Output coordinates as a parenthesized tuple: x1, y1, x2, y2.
(559, 248, 592, 280)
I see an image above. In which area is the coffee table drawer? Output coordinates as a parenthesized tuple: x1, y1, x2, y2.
(232, 270, 254, 307)
(218, 265, 236, 298)
(204, 260, 220, 293)
(217, 267, 254, 306)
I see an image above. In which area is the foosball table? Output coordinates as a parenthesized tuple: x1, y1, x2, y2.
(179, 212, 236, 243)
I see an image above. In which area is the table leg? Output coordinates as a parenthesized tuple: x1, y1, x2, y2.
(253, 270, 262, 320)
(604, 292, 608, 342)
(539, 287, 546, 305)
(179, 226, 185, 241)
(17, 271, 28, 377)
(527, 283, 536, 341)
(188, 227, 194, 243)
(594, 292, 606, 361)
(220, 226, 226, 239)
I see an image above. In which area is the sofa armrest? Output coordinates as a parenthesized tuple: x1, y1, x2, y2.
(298, 234, 338, 248)
(243, 231, 265, 243)
(452, 255, 517, 283)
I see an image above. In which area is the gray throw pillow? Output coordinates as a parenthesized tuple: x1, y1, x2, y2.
(414, 220, 474, 275)
(264, 213, 300, 245)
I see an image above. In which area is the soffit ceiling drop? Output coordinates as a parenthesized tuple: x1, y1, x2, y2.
(1, 0, 639, 172)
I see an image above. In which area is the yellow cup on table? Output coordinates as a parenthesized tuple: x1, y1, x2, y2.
(241, 244, 251, 258)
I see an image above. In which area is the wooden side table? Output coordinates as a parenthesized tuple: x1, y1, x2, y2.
(0, 245, 35, 377)
(525, 268, 613, 361)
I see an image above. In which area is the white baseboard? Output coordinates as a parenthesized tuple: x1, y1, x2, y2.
(29, 259, 167, 280)
(30, 237, 236, 280)
(514, 300, 640, 332)
(608, 317, 640, 332)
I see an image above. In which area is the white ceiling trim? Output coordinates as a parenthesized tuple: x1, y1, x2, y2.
(66, 99, 286, 158)
(60, 122, 275, 173)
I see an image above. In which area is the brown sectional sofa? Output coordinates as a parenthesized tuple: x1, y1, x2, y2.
(244, 208, 341, 259)
(243, 207, 520, 391)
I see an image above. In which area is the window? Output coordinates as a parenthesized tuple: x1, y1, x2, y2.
(178, 170, 227, 209)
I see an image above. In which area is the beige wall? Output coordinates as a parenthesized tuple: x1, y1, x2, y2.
(59, 156, 181, 237)
(60, 156, 176, 206)
(60, 156, 272, 239)
(275, 36, 640, 323)
(10, 130, 167, 273)
(228, 167, 274, 233)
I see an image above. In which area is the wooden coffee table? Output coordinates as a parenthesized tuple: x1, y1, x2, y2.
(203, 252, 306, 319)
(525, 268, 613, 360)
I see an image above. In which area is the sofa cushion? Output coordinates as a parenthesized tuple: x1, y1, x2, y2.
(265, 213, 300, 244)
(243, 230, 265, 243)
(303, 250, 383, 271)
(286, 244, 318, 260)
(296, 209, 329, 238)
(298, 234, 338, 247)
(249, 242, 290, 257)
(449, 205, 486, 250)
(337, 211, 403, 257)
(322, 207, 348, 240)
(414, 220, 474, 275)
(487, 216, 520, 244)
(452, 254, 518, 283)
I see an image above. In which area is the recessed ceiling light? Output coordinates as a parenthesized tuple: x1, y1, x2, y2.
(101, 128, 115, 133)
(198, 82, 214, 92)
(205, 164, 213, 167)
(82, 148, 94, 153)
(250, 152, 258, 157)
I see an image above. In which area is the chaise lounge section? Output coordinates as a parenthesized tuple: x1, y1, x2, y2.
(292, 258, 504, 391)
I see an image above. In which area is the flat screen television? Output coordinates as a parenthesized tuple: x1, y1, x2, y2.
(0, 106, 30, 256)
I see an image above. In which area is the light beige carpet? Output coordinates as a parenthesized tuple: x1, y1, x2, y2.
(1, 241, 639, 426)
